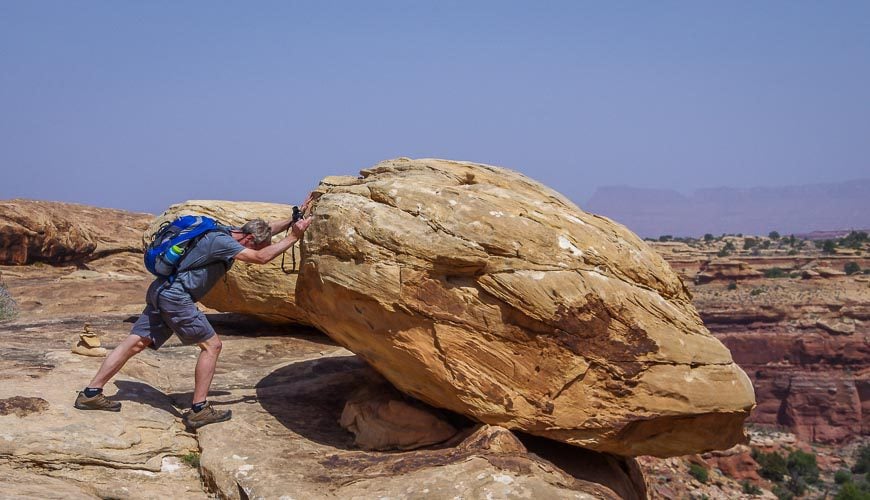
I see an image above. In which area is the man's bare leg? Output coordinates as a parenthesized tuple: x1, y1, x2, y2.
(87, 334, 153, 388)
(192, 334, 223, 404)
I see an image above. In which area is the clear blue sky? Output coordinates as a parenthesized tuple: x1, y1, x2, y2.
(2, 1, 868, 214)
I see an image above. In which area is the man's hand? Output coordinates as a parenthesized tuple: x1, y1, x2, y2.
(291, 217, 312, 238)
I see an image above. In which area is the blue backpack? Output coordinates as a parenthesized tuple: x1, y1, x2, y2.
(144, 215, 223, 279)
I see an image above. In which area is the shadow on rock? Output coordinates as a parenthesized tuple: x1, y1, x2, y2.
(255, 355, 373, 449)
(254, 356, 647, 499)
(518, 433, 647, 500)
(113, 380, 186, 418)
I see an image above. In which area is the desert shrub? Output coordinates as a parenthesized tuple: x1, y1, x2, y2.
(182, 451, 200, 468)
(689, 462, 709, 483)
(0, 278, 17, 322)
(764, 267, 788, 278)
(750, 288, 765, 296)
(840, 231, 869, 249)
(836, 469, 854, 484)
(853, 445, 870, 474)
(787, 449, 820, 484)
(754, 449, 788, 481)
(836, 481, 870, 500)
(704, 233, 715, 242)
(724, 241, 736, 252)
(845, 262, 862, 275)
(727, 282, 738, 290)
(785, 476, 807, 496)
(718, 248, 731, 257)
(787, 249, 799, 256)
(769, 231, 781, 240)
(744, 238, 758, 250)
(743, 480, 763, 495)
(659, 235, 673, 242)
(823, 239, 838, 254)
(773, 483, 794, 500)
(761, 240, 772, 249)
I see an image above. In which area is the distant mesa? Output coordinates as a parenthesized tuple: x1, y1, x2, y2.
(585, 180, 870, 238)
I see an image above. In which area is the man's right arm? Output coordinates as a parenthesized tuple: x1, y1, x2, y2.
(235, 218, 312, 265)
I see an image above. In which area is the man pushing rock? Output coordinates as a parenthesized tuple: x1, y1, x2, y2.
(74, 196, 314, 429)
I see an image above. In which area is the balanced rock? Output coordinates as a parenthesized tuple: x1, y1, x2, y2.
(71, 322, 107, 357)
(297, 158, 755, 457)
(145, 200, 308, 324)
(0, 199, 152, 265)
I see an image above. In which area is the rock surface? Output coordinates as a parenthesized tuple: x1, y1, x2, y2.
(339, 381, 459, 451)
(297, 158, 755, 457)
(0, 199, 152, 265)
(0, 256, 646, 499)
(145, 200, 308, 324)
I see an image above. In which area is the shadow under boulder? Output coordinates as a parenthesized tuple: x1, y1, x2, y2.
(253, 355, 646, 499)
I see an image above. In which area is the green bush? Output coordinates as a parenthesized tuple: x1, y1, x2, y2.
(769, 231, 781, 240)
(750, 288, 765, 296)
(787, 449, 819, 484)
(754, 449, 788, 481)
(704, 233, 715, 242)
(836, 482, 870, 500)
(727, 281, 738, 290)
(659, 235, 673, 242)
(689, 462, 709, 483)
(836, 469, 853, 484)
(718, 248, 731, 257)
(0, 279, 17, 322)
(840, 231, 869, 249)
(853, 445, 870, 474)
(764, 267, 788, 278)
(181, 452, 200, 468)
(845, 262, 862, 275)
(743, 480, 762, 495)
(823, 239, 838, 254)
(744, 238, 759, 250)
(773, 483, 794, 500)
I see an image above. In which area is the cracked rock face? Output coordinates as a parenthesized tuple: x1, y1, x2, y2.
(297, 158, 755, 457)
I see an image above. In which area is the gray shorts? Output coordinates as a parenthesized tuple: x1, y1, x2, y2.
(130, 283, 215, 350)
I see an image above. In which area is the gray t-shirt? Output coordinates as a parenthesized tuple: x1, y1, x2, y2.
(159, 230, 246, 302)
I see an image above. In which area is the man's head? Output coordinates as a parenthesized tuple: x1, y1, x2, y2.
(233, 219, 271, 249)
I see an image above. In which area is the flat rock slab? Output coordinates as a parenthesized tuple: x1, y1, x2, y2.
(0, 311, 205, 499)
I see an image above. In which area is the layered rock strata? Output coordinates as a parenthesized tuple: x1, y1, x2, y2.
(296, 158, 755, 457)
(0, 199, 152, 265)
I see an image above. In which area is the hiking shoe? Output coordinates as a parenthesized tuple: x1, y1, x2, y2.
(74, 391, 121, 412)
(183, 402, 231, 429)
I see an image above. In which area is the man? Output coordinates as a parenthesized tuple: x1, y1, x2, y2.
(74, 198, 313, 429)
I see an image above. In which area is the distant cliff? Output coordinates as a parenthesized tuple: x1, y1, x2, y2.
(585, 179, 870, 238)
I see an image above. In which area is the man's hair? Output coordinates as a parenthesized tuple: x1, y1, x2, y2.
(240, 219, 272, 245)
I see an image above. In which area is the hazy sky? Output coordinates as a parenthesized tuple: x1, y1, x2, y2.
(2, 1, 868, 214)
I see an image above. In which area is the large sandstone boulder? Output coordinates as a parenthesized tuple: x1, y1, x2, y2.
(297, 158, 755, 457)
(146, 200, 308, 324)
(0, 199, 152, 265)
